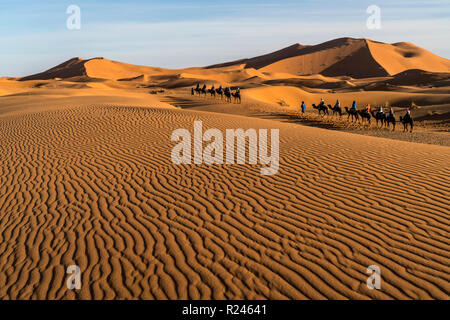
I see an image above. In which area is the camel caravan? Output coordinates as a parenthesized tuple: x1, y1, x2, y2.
(309, 98, 414, 132)
(191, 83, 241, 104)
(188, 85, 414, 132)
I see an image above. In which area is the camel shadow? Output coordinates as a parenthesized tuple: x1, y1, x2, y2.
(255, 112, 346, 130)
(160, 96, 216, 109)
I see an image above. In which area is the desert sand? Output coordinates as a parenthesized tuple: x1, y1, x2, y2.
(0, 37, 449, 299)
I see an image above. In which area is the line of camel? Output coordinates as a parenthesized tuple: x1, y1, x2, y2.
(188, 85, 413, 132)
(191, 84, 241, 104)
(311, 103, 414, 133)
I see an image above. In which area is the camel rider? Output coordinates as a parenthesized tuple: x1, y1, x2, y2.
(377, 106, 384, 115)
(218, 85, 222, 90)
(236, 87, 240, 95)
(196, 83, 200, 90)
(389, 108, 394, 116)
(351, 101, 357, 111)
(365, 104, 371, 113)
(319, 98, 325, 107)
(211, 85, 215, 91)
(202, 84, 206, 90)
(335, 100, 340, 108)
(405, 108, 411, 116)
(224, 87, 230, 94)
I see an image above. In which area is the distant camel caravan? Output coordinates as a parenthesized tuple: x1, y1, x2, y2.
(189, 89, 414, 132)
(310, 100, 413, 132)
(191, 84, 241, 104)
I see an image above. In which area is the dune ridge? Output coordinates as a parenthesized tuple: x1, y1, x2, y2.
(18, 37, 450, 84)
(20, 57, 169, 81)
(210, 38, 450, 78)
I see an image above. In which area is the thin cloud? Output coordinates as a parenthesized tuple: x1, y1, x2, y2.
(1, 0, 449, 76)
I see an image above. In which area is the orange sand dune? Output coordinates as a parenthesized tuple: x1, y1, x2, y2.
(212, 38, 450, 78)
(17, 37, 450, 85)
(21, 57, 171, 81)
(1, 36, 449, 300)
(244, 86, 314, 107)
(367, 40, 450, 75)
(0, 85, 173, 118)
(243, 85, 450, 109)
(0, 99, 449, 299)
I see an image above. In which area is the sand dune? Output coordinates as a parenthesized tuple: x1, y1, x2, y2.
(243, 85, 450, 110)
(0, 101, 449, 299)
(21, 38, 450, 84)
(20, 57, 170, 81)
(1, 36, 449, 300)
(211, 38, 450, 78)
(367, 40, 450, 75)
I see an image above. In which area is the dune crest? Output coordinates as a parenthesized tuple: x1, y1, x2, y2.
(210, 38, 450, 78)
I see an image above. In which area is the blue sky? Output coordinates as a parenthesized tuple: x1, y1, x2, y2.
(1, 0, 449, 76)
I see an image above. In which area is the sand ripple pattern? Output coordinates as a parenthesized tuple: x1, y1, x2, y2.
(0, 106, 449, 299)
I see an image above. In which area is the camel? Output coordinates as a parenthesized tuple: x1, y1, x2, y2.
(358, 110, 371, 125)
(207, 86, 216, 98)
(224, 90, 232, 103)
(215, 87, 224, 100)
(400, 113, 414, 132)
(385, 113, 396, 131)
(312, 103, 329, 116)
(200, 84, 207, 97)
(328, 104, 342, 117)
(193, 85, 202, 96)
(344, 107, 359, 122)
(371, 110, 386, 128)
(232, 91, 241, 104)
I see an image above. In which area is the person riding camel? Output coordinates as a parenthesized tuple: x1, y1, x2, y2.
(389, 107, 394, 116)
(377, 106, 384, 115)
(224, 87, 230, 94)
(335, 100, 340, 108)
(202, 84, 206, 90)
(405, 108, 411, 116)
(365, 104, 371, 113)
(351, 100, 357, 111)
(319, 98, 325, 107)
(196, 83, 200, 90)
